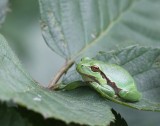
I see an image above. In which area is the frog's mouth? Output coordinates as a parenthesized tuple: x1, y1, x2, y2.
(79, 72, 99, 83)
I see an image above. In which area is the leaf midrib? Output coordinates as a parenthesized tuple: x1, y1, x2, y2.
(72, 1, 137, 59)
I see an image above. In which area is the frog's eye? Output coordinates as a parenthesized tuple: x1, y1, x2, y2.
(91, 65, 100, 72)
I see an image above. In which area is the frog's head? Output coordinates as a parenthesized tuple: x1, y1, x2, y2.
(76, 57, 106, 84)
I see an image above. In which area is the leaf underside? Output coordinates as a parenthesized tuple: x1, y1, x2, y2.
(62, 46, 160, 111)
(0, 34, 114, 126)
(39, 0, 160, 59)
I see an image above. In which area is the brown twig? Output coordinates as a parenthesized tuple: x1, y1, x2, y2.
(48, 59, 74, 89)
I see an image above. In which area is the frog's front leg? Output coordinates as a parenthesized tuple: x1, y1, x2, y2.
(90, 82, 116, 98)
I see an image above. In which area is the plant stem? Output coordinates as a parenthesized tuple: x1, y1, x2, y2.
(48, 59, 74, 89)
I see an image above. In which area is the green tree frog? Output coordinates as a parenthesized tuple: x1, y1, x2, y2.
(76, 57, 141, 102)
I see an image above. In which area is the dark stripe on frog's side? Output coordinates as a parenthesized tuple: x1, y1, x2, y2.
(99, 71, 122, 95)
(79, 68, 122, 96)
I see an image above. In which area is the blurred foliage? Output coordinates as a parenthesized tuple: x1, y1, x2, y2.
(0, 0, 8, 26)
(0, 102, 32, 126)
(110, 109, 128, 126)
(0, 0, 39, 59)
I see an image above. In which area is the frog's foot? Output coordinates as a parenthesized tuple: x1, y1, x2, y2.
(113, 95, 118, 99)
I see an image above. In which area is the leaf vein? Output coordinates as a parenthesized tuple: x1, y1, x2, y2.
(75, 0, 136, 58)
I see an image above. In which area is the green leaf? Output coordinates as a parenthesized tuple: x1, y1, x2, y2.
(0, 102, 32, 126)
(39, 0, 160, 59)
(0, 34, 114, 126)
(0, 0, 8, 26)
(62, 46, 160, 111)
(17, 104, 86, 126)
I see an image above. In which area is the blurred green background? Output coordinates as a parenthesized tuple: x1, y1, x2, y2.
(0, 0, 64, 86)
(0, 0, 159, 125)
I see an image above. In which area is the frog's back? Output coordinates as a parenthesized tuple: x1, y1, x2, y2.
(101, 63, 135, 88)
